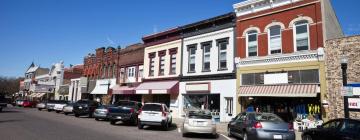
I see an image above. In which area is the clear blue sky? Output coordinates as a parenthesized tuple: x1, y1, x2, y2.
(0, 0, 359, 77)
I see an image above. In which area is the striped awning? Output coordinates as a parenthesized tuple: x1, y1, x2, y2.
(238, 84, 319, 97)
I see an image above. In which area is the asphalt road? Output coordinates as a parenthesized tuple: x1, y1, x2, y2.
(0, 106, 234, 140)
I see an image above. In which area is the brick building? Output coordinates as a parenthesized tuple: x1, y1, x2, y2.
(233, 0, 343, 121)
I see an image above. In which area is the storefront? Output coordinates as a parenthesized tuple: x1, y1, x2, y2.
(111, 84, 142, 103)
(90, 79, 116, 104)
(33, 84, 55, 100)
(179, 79, 237, 122)
(135, 80, 179, 117)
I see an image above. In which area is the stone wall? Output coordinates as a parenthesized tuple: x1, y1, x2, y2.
(324, 35, 360, 119)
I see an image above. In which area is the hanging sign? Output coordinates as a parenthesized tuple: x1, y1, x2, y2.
(341, 86, 353, 96)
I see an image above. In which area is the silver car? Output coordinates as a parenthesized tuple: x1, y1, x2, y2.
(93, 105, 109, 121)
(182, 110, 216, 137)
(228, 112, 295, 140)
(36, 101, 47, 111)
(63, 103, 74, 115)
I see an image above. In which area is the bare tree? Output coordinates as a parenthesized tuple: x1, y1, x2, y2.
(0, 76, 24, 96)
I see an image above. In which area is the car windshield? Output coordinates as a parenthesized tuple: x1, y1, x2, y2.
(116, 101, 135, 107)
(188, 110, 212, 119)
(255, 113, 283, 122)
(142, 104, 162, 111)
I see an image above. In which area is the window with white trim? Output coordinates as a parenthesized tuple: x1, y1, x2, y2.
(188, 45, 196, 72)
(294, 20, 309, 51)
(149, 57, 155, 76)
(268, 25, 282, 54)
(102, 66, 106, 78)
(159, 56, 165, 75)
(112, 64, 116, 78)
(127, 67, 135, 77)
(202, 43, 211, 71)
(217, 40, 228, 70)
(247, 30, 258, 56)
(170, 54, 176, 75)
(225, 97, 233, 115)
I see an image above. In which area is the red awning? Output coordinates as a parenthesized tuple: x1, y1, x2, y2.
(112, 85, 136, 94)
(135, 81, 179, 94)
(238, 84, 318, 97)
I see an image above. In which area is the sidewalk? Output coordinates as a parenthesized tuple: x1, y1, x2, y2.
(173, 118, 302, 140)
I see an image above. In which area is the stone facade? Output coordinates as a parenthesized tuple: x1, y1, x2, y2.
(324, 35, 360, 119)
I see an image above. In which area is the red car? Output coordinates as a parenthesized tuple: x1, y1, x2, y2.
(22, 100, 37, 108)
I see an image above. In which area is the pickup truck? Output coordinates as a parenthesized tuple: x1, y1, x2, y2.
(0, 95, 7, 112)
(108, 100, 142, 125)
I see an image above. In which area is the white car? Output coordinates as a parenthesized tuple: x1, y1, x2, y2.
(138, 103, 172, 130)
(54, 101, 69, 113)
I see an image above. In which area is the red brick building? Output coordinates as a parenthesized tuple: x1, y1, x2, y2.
(233, 0, 343, 121)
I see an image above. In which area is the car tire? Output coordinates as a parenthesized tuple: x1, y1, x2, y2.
(38, 108, 41, 111)
(302, 135, 313, 140)
(64, 112, 68, 115)
(75, 114, 80, 117)
(95, 118, 99, 121)
(56, 111, 60, 113)
(182, 133, 187, 137)
(0, 108, 2, 112)
(227, 128, 233, 137)
(243, 132, 248, 140)
(110, 120, 116, 125)
(47, 109, 51, 112)
(88, 113, 93, 118)
(137, 120, 143, 129)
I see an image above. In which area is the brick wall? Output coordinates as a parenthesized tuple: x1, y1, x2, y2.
(324, 35, 360, 119)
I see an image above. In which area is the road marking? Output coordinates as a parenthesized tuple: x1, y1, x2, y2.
(178, 128, 181, 133)
(219, 133, 232, 140)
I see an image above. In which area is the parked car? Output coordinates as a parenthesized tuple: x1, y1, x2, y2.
(73, 99, 99, 118)
(0, 95, 7, 112)
(108, 100, 142, 125)
(93, 105, 111, 121)
(302, 118, 360, 140)
(54, 100, 70, 113)
(137, 103, 172, 130)
(63, 102, 75, 115)
(227, 112, 295, 140)
(46, 100, 58, 112)
(36, 101, 47, 111)
(16, 99, 24, 107)
(182, 109, 216, 137)
(22, 100, 37, 108)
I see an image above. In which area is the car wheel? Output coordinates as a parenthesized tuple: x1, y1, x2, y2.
(64, 112, 68, 115)
(88, 113, 93, 118)
(56, 111, 60, 113)
(137, 120, 143, 129)
(95, 118, 99, 121)
(47, 109, 51, 112)
(110, 120, 116, 125)
(227, 128, 233, 137)
(75, 114, 79, 117)
(182, 133, 187, 137)
(243, 132, 248, 140)
(38, 108, 41, 111)
(302, 135, 313, 140)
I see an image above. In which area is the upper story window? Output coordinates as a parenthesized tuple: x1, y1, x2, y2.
(201, 42, 212, 72)
(294, 20, 309, 51)
(158, 51, 166, 76)
(169, 48, 177, 75)
(148, 53, 156, 76)
(108, 65, 112, 78)
(217, 38, 229, 70)
(112, 64, 116, 78)
(268, 25, 282, 54)
(138, 67, 143, 79)
(120, 68, 125, 81)
(247, 30, 258, 57)
(127, 67, 135, 77)
(187, 44, 197, 73)
(102, 66, 106, 78)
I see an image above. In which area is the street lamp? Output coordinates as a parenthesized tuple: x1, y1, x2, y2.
(340, 55, 349, 118)
(106, 79, 111, 105)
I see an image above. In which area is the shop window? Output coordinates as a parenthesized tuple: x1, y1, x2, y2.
(300, 69, 319, 83)
(288, 70, 300, 84)
(225, 97, 233, 115)
(242, 73, 255, 85)
(294, 20, 309, 51)
(247, 30, 258, 57)
(268, 25, 282, 54)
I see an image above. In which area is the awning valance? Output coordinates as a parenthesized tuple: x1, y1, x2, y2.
(91, 79, 116, 95)
(238, 84, 318, 97)
(112, 85, 136, 94)
(135, 81, 179, 94)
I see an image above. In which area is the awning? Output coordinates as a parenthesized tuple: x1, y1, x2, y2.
(238, 84, 318, 97)
(112, 85, 137, 94)
(91, 79, 116, 95)
(135, 80, 179, 94)
(36, 93, 46, 98)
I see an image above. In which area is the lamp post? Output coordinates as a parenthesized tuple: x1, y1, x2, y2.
(106, 79, 111, 105)
(340, 55, 349, 118)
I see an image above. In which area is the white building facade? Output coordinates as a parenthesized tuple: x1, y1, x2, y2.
(178, 13, 237, 122)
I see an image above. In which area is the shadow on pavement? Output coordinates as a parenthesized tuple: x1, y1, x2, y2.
(142, 123, 178, 131)
(0, 119, 23, 124)
(0, 110, 22, 113)
(182, 133, 219, 139)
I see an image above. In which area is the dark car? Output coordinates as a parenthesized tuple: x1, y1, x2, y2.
(302, 118, 360, 140)
(228, 112, 295, 140)
(0, 95, 7, 112)
(73, 99, 99, 118)
(108, 100, 142, 125)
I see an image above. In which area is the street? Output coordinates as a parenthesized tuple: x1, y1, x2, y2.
(0, 106, 233, 140)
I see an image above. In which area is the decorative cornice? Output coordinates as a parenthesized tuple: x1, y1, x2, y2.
(180, 73, 236, 82)
(235, 49, 325, 67)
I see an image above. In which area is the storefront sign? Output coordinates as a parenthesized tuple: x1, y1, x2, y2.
(185, 83, 210, 93)
(264, 73, 288, 85)
(348, 98, 360, 109)
(340, 86, 353, 96)
(354, 87, 360, 96)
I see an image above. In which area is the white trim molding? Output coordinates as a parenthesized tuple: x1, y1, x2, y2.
(289, 16, 314, 28)
(235, 48, 325, 67)
(242, 26, 261, 37)
(264, 22, 286, 32)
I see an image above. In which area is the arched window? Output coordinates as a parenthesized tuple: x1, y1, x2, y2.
(108, 65, 112, 78)
(268, 25, 282, 54)
(294, 20, 309, 51)
(102, 65, 106, 78)
(112, 64, 116, 78)
(246, 30, 258, 57)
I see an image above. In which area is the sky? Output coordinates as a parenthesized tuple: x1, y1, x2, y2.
(0, 0, 359, 77)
